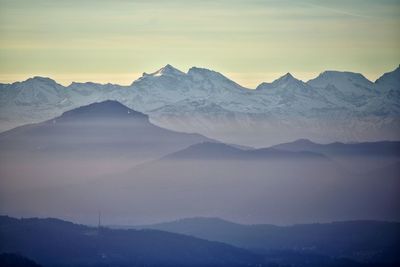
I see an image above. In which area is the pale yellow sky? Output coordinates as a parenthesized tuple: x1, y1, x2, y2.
(0, 0, 399, 87)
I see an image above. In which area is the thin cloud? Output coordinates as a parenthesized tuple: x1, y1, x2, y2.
(299, 1, 373, 19)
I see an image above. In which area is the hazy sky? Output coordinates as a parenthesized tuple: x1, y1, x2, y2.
(0, 0, 399, 87)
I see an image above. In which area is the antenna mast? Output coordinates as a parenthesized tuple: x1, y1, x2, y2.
(98, 211, 101, 229)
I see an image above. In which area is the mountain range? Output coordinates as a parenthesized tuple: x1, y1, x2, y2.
(0, 101, 398, 267)
(0, 101, 399, 225)
(271, 138, 400, 172)
(2, 215, 399, 267)
(6, 215, 398, 267)
(1, 65, 399, 146)
(0, 101, 211, 197)
(132, 217, 400, 265)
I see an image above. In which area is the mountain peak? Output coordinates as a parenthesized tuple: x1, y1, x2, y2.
(291, 138, 316, 145)
(25, 76, 60, 86)
(312, 70, 372, 83)
(146, 64, 185, 77)
(274, 72, 300, 83)
(289, 139, 321, 147)
(307, 70, 374, 93)
(375, 64, 400, 87)
(58, 100, 148, 121)
(188, 66, 212, 73)
(257, 72, 306, 90)
(282, 72, 294, 79)
(187, 67, 248, 90)
(271, 138, 319, 151)
(187, 67, 230, 79)
(187, 67, 222, 80)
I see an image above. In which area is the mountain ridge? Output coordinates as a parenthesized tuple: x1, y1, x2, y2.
(0, 215, 267, 267)
(2, 64, 397, 88)
(1, 64, 399, 146)
(164, 141, 328, 161)
(0, 100, 211, 155)
(129, 216, 400, 265)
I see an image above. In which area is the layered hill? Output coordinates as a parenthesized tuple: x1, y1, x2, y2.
(0, 216, 267, 267)
(0, 101, 211, 201)
(0, 100, 210, 159)
(133, 217, 400, 265)
(7, 141, 398, 225)
(271, 139, 400, 172)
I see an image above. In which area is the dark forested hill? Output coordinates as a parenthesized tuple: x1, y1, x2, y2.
(134, 217, 400, 265)
(0, 216, 267, 267)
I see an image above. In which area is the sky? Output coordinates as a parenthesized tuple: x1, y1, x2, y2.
(0, 0, 399, 87)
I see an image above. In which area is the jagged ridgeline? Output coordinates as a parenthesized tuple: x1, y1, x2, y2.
(0, 65, 399, 146)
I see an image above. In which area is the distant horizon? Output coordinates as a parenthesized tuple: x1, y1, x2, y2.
(2, 213, 400, 228)
(1, 0, 399, 87)
(1, 63, 398, 88)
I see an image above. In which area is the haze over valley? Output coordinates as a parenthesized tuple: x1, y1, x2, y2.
(0, 68, 399, 267)
(0, 100, 399, 226)
(0, 0, 399, 266)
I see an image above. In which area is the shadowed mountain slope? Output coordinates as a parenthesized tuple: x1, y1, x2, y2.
(165, 142, 327, 160)
(0, 216, 268, 267)
(10, 142, 398, 226)
(0, 100, 211, 159)
(133, 218, 400, 265)
(0, 101, 212, 201)
(271, 139, 400, 172)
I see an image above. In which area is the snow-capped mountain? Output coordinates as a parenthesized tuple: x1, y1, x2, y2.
(0, 77, 74, 131)
(0, 65, 399, 146)
(257, 72, 309, 91)
(0, 76, 69, 107)
(374, 66, 400, 115)
(307, 71, 377, 96)
(376, 65, 400, 92)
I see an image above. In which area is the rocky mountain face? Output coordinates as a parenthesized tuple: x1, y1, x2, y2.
(0, 65, 399, 146)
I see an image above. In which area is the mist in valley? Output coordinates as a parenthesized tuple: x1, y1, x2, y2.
(0, 107, 399, 225)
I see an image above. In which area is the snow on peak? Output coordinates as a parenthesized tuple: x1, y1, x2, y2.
(280, 72, 295, 80)
(257, 72, 306, 90)
(146, 64, 185, 77)
(273, 72, 301, 84)
(11, 76, 67, 106)
(375, 65, 400, 90)
(25, 76, 60, 86)
(307, 70, 375, 97)
(188, 66, 214, 74)
(309, 71, 373, 86)
(188, 67, 224, 81)
(187, 67, 247, 90)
